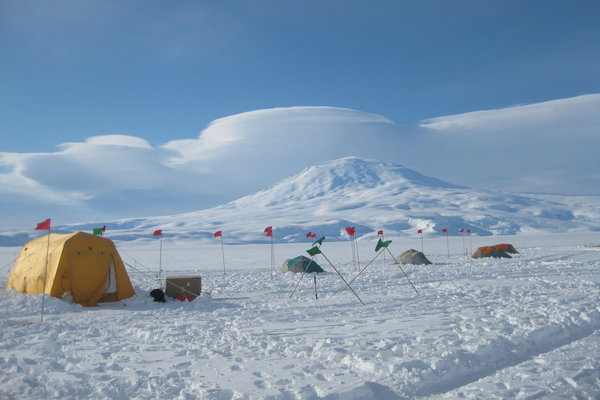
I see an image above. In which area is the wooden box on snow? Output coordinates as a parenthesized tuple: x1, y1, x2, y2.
(165, 276, 201, 298)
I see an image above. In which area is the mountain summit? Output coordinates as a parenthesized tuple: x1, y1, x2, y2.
(232, 157, 463, 207)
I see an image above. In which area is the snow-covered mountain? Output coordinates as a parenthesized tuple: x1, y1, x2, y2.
(2, 157, 599, 245)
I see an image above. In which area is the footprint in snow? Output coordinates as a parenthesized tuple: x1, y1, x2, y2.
(205, 388, 234, 400)
(174, 361, 192, 368)
(254, 379, 269, 389)
(253, 370, 272, 379)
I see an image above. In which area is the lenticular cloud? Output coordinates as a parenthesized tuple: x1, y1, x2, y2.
(163, 106, 397, 167)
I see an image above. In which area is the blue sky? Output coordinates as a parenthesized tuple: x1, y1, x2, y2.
(0, 1, 599, 228)
(2, 0, 598, 152)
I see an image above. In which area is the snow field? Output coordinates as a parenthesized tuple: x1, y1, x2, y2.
(1, 233, 599, 399)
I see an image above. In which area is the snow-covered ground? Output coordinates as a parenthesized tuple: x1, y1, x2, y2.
(1, 232, 599, 399)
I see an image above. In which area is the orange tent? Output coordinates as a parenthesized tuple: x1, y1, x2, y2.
(493, 243, 519, 254)
(471, 245, 512, 259)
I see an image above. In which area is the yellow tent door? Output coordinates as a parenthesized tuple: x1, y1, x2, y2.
(68, 251, 111, 305)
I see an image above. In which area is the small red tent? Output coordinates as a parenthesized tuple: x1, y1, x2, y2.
(471, 244, 518, 259)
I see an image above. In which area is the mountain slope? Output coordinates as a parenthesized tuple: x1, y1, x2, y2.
(1, 157, 599, 245)
(233, 157, 463, 207)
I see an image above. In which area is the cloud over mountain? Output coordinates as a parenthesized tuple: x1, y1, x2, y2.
(0, 95, 598, 228)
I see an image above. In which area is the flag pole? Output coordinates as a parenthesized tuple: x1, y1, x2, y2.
(445, 230, 450, 259)
(158, 235, 163, 283)
(270, 235, 274, 279)
(351, 235, 356, 269)
(264, 227, 274, 279)
(354, 236, 360, 268)
(468, 230, 473, 256)
(220, 235, 226, 276)
(40, 229, 51, 323)
(346, 227, 358, 270)
(420, 231, 424, 253)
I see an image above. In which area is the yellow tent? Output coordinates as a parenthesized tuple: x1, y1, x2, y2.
(5, 232, 135, 306)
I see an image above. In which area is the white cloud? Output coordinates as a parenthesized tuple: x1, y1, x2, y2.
(420, 94, 600, 134)
(1, 96, 598, 227)
(412, 94, 600, 195)
(83, 135, 153, 148)
(163, 106, 394, 164)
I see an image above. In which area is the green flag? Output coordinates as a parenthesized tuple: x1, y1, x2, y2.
(307, 246, 322, 257)
(92, 228, 103, 236)
(312, 236, 325, 247)
(375, 238, 391, 252)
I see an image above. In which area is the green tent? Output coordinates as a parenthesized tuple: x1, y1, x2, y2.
(280, 256, 324, 273)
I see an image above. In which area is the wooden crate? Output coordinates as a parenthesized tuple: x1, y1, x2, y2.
(164, 276, 201, 299)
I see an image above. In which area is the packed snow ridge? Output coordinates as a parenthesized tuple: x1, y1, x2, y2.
(1, 157, 599, 246)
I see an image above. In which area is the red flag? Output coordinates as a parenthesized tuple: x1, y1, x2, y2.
(264, 226, 273, 237)
(305, 232, 312, 238)
(459, 228, 464, 233)
(153, 229, 162, 236)
(311, 233, 316, 238)
(377, 230, 384, 235)
(35, 218, 51, 230)
(467, 229, 471, 233)
(345, 227, 356, 236)
(417, 229, 423, 234)
(214, 231, 222, 237)
(442, 228, 448, 233)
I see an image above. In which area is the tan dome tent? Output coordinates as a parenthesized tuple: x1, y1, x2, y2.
(5, 232, 135, 306)
(397, 249, 432, 265)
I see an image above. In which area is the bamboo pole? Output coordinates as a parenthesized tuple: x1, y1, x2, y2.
(289, 257, 316, 299)
(320, 251, 365, 306)
(385, 247, 420, 296)
(158, 235, 163, 283)
(220, 235, 226, 275)
(343, 247, 386, 290)
(270, 236, 274, 279)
